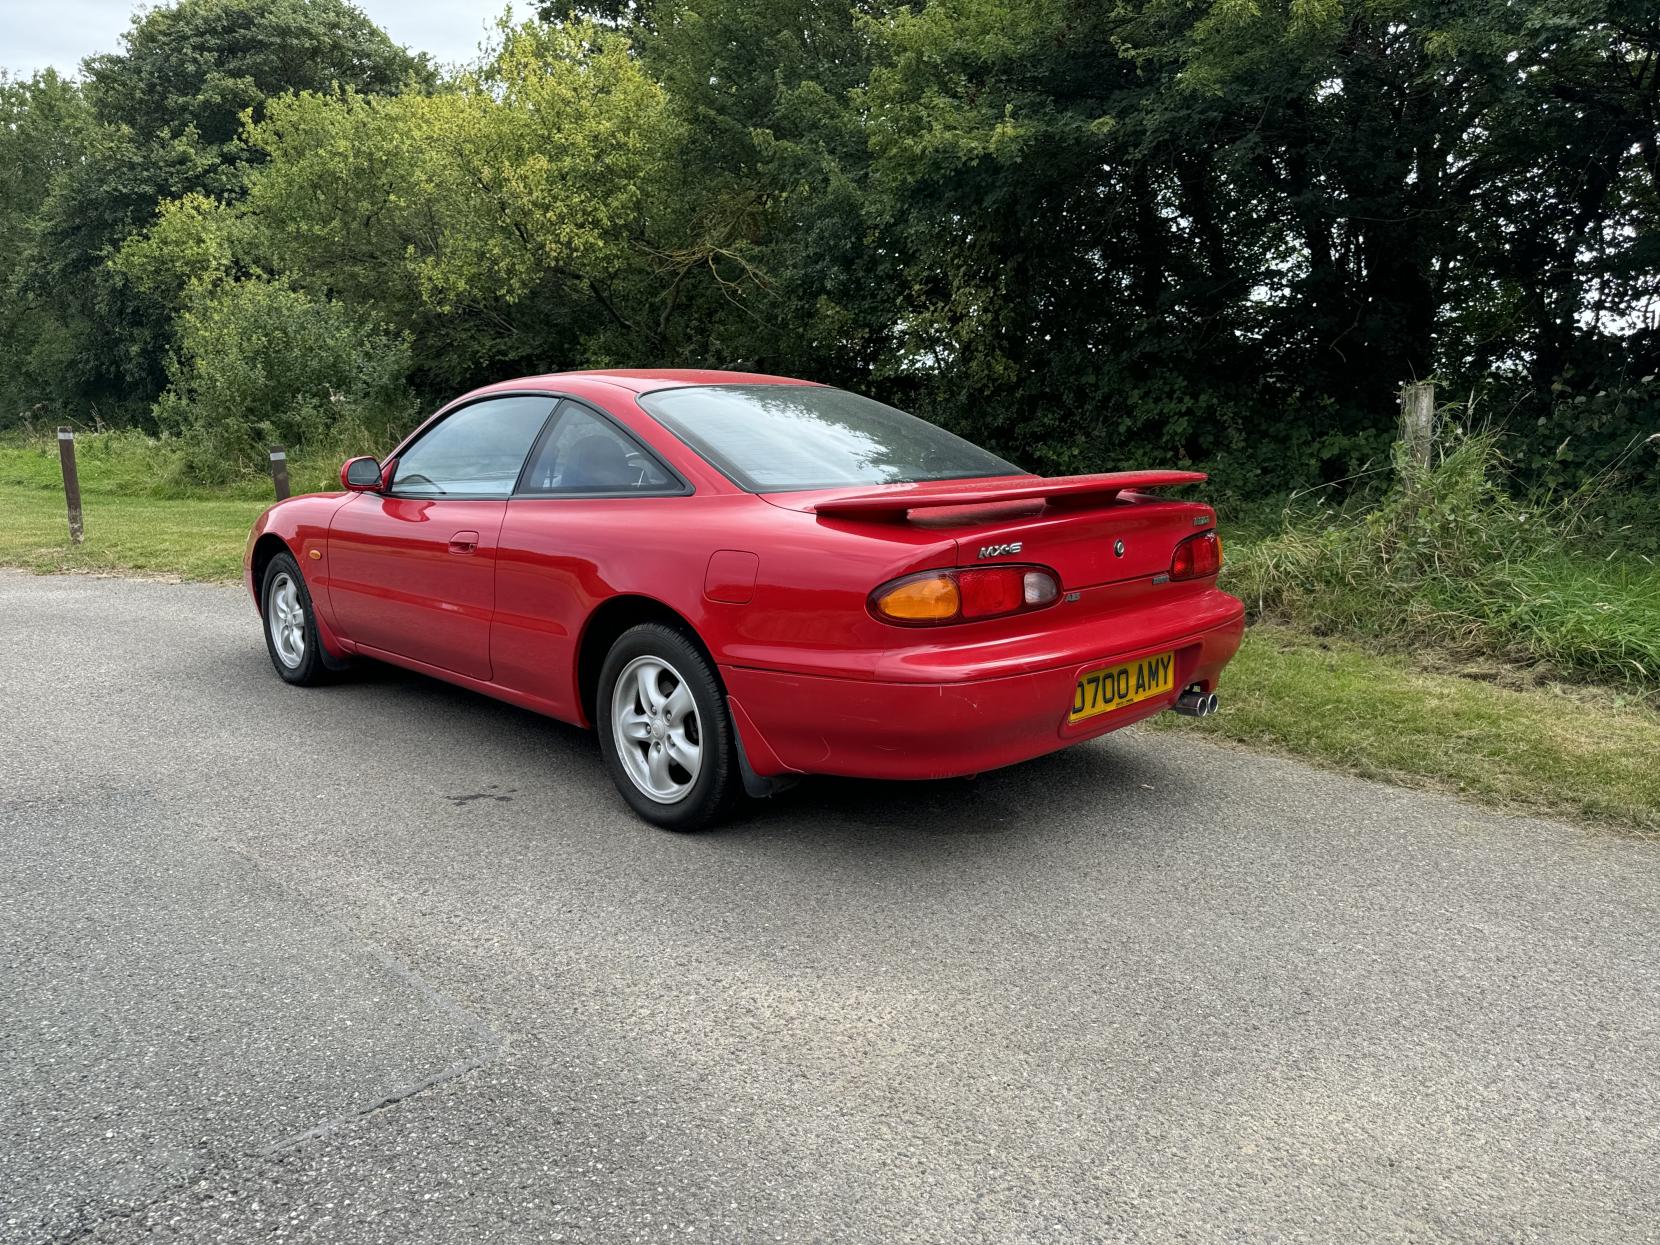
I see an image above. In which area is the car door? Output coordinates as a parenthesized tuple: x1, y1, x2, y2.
(491, 399, 691, 716)
(327, 394, 556, 680)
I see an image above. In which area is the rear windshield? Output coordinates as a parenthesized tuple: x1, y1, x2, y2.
(637, 384, 1021, 492)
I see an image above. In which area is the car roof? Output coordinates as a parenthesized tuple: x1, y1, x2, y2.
(468, 368, 822, 397)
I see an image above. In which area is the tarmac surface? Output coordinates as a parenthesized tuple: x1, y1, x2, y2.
(3, 570, 1658, 1243)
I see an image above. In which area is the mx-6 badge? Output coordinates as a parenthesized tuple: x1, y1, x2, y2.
(978, 541, 1023, 559)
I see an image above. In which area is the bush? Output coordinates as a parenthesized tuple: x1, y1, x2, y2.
(156, 278, 417, 484)
(1230, 431, 1660, 691)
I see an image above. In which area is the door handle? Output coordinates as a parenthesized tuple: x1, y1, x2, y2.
(448, 530, 479, 555)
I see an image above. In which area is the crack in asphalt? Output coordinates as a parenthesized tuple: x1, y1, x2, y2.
(217, 844, 508, 1158)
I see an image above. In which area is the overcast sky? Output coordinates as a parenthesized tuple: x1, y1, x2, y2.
(1, 0, 521, 78)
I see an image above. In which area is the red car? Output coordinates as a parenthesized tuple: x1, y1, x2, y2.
(246, 370, 1243, 829)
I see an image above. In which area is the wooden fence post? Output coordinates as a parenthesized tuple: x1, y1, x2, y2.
(1399, 381, 1437, 468)
(269, 445, 290, 500)
(57, 427, 84, 545)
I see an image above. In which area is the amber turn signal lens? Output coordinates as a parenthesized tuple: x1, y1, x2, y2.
(873, 573, 961, 622)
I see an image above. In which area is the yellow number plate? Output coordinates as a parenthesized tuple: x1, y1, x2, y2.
(1069, 652, 1175, 723)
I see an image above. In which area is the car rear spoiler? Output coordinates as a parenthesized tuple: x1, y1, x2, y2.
(807, 471, 1207, 520)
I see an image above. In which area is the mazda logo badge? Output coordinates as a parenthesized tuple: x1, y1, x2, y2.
(1113, 539, 1126, 557)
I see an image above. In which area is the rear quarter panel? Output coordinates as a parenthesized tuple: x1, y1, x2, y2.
(490, 492, 961, 720)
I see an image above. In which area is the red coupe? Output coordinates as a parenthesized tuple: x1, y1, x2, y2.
(246, 370, 1244, 829)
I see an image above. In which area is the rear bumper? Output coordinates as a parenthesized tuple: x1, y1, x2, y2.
(723, 601, 1245, 781)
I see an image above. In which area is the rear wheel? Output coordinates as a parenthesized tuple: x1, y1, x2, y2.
(261, 552, 333, 686)
(596, 623, 741, 831)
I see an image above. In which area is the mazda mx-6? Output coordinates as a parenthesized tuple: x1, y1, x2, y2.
(246, 370, 1244, 829)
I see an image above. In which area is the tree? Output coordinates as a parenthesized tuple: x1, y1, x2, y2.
(211, 21, 677, 394)
(82, 0, 428, 147)
(857, 0, 1660, 487)
(0, 70, 90, 425)
(156, 277, 416, 480)
(860, 0, 1299, 479)
(4, 0, 430, 425)
(622, 0, 891, 378)
(9, 0, 1659, 492)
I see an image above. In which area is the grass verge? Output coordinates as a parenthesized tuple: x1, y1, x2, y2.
(1229, 432, 1660, 690)
(1149, 625, 1660, 835)
(5, 477, 1658, 834)
(0, 430, 343, 499)
(0, 486, 263, 580)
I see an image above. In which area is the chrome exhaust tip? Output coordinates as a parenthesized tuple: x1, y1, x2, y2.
(1173, 687, 1220, 718)
(1173, 687, 1208, 717)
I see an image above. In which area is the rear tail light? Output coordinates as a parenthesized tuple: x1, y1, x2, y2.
(871, 565, 1059, 625)
(1170, 530, 1222, 580)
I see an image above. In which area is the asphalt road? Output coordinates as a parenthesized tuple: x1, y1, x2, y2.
(3, 570, 1659, 1244)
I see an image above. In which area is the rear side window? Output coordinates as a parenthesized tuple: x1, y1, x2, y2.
(519, 402, 678, 495)
(392, 396, 554, 497)
(637, 384, 1020, 492)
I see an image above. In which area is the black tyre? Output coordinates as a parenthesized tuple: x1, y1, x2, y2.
(260, 551, 335, 686)
(596, 623, 742, 831)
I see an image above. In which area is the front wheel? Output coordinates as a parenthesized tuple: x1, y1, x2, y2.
(261, 552, 334, 686)
(596, 624, 742, 831)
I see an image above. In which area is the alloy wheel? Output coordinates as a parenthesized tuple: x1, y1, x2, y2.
(267, 572, 307, 669)
(610, 655, 703, 803)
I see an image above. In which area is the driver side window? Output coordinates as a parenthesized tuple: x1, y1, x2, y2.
(392, 396, 555, 498)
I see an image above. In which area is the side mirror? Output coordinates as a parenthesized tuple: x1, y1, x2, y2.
(341, 456, 383, 492)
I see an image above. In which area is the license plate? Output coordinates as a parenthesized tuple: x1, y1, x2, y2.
(1069, 651, 1175, 723)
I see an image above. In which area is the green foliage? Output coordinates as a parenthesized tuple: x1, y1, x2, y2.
(3, 0, 1659, 501)
(0, 70, 86, 277)
(80, 0, 428, 146)
(240, 19, 679, 389)
(1232, 432, 1660, 689)
(111, 192, 256, 308)
(156, 279, 416, 483)
(853, 0, 1660, 487)
(1, 0, 429, 428)
(0, 69, 92, 425)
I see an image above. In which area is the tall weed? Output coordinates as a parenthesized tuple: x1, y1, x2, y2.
(1230, 432, 1660, 690)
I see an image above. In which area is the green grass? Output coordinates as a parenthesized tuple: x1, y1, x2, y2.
(0, 430, 343, 499)
(1227, 433, 1660, 690)
(1149, 626, 1660, 834)
(1230, 539, 1660, 689)
(0, 486, 265, 580)
(0, 430, 339, 579)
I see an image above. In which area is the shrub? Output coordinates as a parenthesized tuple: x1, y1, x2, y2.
(1230, 431, 1660, 691)
(156, 278, 417, 484)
